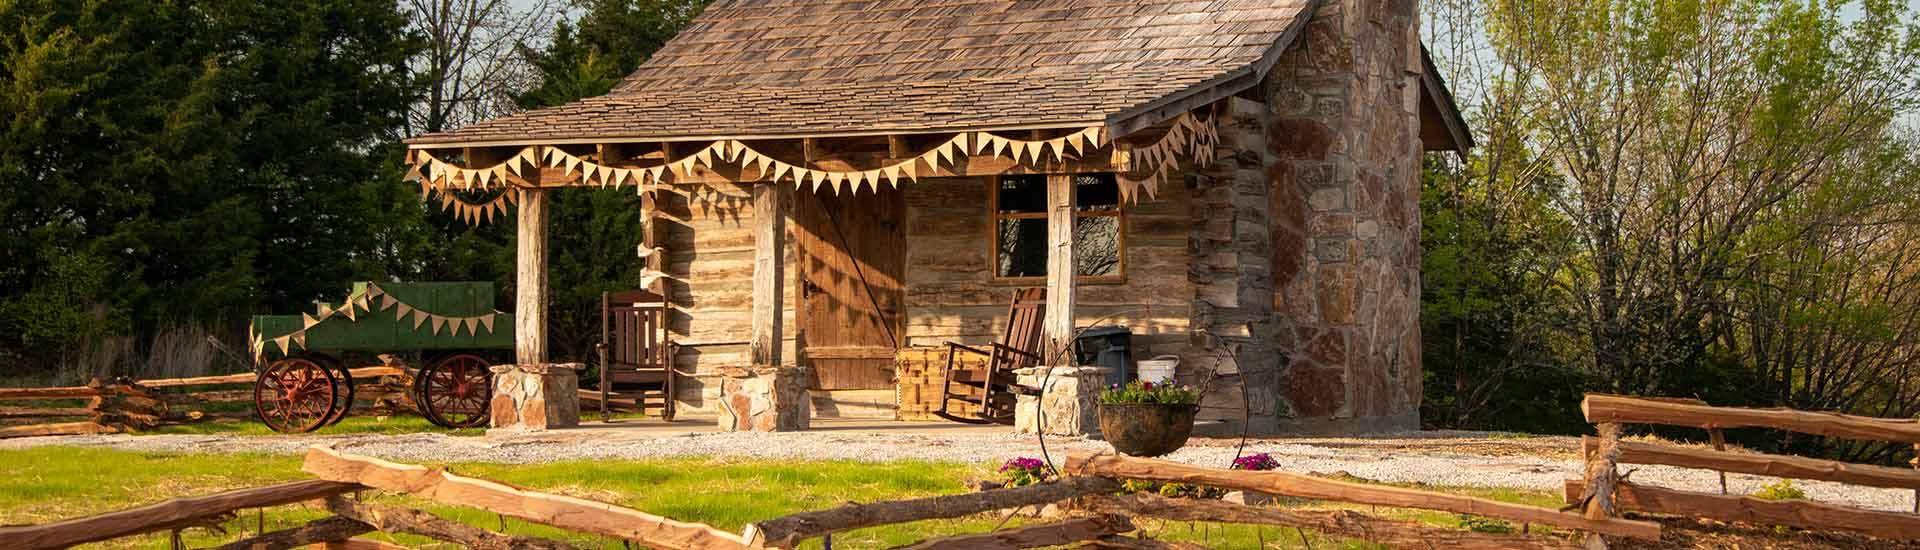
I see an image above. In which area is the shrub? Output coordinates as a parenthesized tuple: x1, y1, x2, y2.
(1098, 378, 1200, 405)
(1752, 479, 1806, 501)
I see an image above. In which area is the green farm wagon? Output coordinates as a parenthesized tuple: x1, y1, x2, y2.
(250, 281, 513, 432)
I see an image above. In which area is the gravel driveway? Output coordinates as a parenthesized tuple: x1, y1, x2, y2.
(5, 422, 1914, 513)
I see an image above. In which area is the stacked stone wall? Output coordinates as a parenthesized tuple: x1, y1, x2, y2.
(1257, 0, 1425, 433)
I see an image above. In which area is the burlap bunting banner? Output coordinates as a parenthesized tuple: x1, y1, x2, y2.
(403, 110, 1219, 223)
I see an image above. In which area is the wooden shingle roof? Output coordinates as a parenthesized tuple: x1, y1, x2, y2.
(409, 0, 1314, 147)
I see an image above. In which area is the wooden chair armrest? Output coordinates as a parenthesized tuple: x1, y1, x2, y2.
(990, 343, 1042, 361)
(946, 342, 992, 358)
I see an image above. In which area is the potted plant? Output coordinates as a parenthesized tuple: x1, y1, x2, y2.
(1096, 378, 1201, 457)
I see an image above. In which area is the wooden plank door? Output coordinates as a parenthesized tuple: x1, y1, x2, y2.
(793, 187, 906, 390)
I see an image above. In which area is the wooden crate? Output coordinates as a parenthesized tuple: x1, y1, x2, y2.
(894, 347, 987, 421)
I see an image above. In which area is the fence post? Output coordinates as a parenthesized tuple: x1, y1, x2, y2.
(1583, 422, 1623, 549)
(1709, 428, 1728, 494)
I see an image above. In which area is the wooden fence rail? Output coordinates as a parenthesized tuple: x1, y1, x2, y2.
(1062, 452, 1662, 540)
(1582, 393, 1920, 444)
(1, 445, 1649, 550)
(1572, 393, 1920, 543)
(0, 480, 362, 549)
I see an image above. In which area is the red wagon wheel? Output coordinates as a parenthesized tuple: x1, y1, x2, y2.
(253, 358, 341, 433)
(305, 353, 356, 427)
(419, 354, 492, 428)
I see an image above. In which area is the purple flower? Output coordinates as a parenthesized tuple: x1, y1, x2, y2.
(1232, 453, 1279, 471)
(1000, 457, 1046, 472)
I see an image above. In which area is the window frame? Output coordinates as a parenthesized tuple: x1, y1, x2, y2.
(986, 174, 1128, 286)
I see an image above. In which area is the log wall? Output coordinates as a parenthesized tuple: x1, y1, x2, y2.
(900, 176, 1194, 359)
(663, 176, 1198, 416)
(657, 181, 798, 413)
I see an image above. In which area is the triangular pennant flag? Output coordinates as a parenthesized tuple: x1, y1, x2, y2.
(431, 315, 448, 335)
(479, 315, 496, 333)
(846, 170, 865, 191)
(902, 158, 918, 181)
(991, 135, 1009, 158)
(316, 303, 333, 318)
(303, 313, 320, 329)
(378, 293, 397, 311)
(882, 165, 900, 187)
(395, 302, 413, 321)
(583, 163, 599, 184)
(412, 310, 429, 329)
(291, 332, 307, 350)
(1049, 138, 1068, 162)
(772, 162, 791, 183)
(972, 132, 990, 154)
(462, 317, 478, 335)
(274, 336, 293, 354)
(342, 304, 357, 321)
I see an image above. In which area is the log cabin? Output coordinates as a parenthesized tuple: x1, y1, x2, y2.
(404, 0, 1472, 434)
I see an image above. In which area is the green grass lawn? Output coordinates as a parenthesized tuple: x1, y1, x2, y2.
(0, 447, 1570, 549)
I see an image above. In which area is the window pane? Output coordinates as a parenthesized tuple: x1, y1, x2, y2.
(1074, 216, 1121, 277)
(1075, 174, 1119, 211)
(997, 217, 1049, 278)
(997, 175, 1047, 214)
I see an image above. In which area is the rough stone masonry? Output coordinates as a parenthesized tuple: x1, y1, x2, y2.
(1188, 0, 1425, 435)
(1265, 0, 1425, 433)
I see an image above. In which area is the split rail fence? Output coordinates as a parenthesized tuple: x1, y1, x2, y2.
(0, 445, 1661, 550)
(0, 367, 662, 439)
(0, 368, 409, 439)
(1567, 393, 1920, 542)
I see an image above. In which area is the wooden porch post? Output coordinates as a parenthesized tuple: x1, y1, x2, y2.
(1044, 174, 1076, 365)
(515, 188, 549, 365)
(750, 184, 786, 368)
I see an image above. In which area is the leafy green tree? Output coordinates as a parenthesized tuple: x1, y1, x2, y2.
(503, 0, 709, 364)
(0, 0, 423, 375)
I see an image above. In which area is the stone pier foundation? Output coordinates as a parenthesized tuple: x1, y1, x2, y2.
(1013, 366, 1110, 436)
(717, 366, 810, 431)
(489, 363, 581, 430)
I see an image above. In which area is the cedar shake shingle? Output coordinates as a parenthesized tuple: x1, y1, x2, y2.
(408, 0, 1312, 146)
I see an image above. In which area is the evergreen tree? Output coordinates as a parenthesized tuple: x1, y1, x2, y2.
(0, 0, 423, 373)
(507, 0, 709, 363)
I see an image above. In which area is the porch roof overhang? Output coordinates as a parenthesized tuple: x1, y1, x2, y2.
(405, 0, 1319, 152)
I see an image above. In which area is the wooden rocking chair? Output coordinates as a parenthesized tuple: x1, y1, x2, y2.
(935, 288, 1046, 424)
(597, 290, 674, 421)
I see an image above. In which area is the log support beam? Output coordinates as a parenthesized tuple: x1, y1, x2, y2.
(749, 183, 786, 368)
(1043, 173, 1075, 364)
(516, 188, 550, 365)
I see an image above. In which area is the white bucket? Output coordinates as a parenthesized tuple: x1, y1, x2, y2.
(1136, 355, 1181, 383)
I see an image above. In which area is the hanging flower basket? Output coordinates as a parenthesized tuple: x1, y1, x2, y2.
(1096, 379, 1200, 457)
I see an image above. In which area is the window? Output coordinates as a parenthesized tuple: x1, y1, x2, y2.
(991, 174, 1125, 282)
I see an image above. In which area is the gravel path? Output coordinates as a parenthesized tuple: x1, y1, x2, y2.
(5, 426, 1914, 513)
